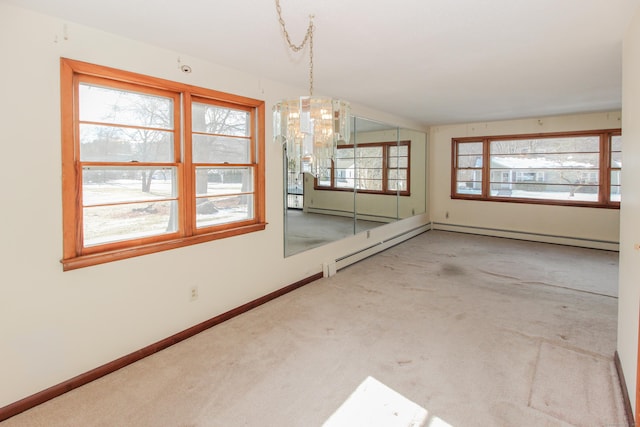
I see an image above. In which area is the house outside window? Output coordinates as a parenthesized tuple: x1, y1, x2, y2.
(451, 129, 621, 208)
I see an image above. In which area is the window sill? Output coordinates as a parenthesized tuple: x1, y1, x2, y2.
(61, 222, 267, 271)
(451, 194, 620, 209)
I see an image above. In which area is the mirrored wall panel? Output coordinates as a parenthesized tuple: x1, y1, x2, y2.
(284, 116, 426, 256)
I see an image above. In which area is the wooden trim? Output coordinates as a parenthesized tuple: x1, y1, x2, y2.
(61, 222, 267, 271)
(0, 272, 324, 422)
(60, 59, 79, 261)
(61, 58, 263, 108)
(314, 140, 411, 196)
(452, 128, 622, 143)
(614, 351, 635, 427)
(256, 102, 266, 224)
(60, 58, 267, 270)
(451, 129, 622, 209)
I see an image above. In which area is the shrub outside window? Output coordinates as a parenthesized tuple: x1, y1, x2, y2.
(61, 59, 265, 270)
(451, 130, 621, 208)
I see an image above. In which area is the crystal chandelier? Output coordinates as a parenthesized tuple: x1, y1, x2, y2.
(272, 0, 351, 177)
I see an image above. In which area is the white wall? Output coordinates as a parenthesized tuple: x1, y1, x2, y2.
(618, 5, 640, 416)
(0, 3, 428, 408)
(429, 112, 622, 250)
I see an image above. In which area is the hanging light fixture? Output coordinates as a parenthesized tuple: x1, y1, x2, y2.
(273, 0, 351, 178)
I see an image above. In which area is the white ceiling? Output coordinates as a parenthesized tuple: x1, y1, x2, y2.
(5, 0, 639, 126)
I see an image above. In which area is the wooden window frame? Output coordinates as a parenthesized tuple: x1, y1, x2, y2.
(61, 58, 266, 271)
(451, 129, 621, 209)
(314, 140, 411, 196)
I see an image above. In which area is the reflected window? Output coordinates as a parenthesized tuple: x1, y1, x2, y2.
(316, 141, 410, 195)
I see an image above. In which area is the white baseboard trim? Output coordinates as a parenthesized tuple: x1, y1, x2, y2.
(431, 222, 619, 251)
(335, 224, 431, 270)
(305, 207, 397, 224)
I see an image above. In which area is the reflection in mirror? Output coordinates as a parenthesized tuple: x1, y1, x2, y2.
(284, 117, 426, 256)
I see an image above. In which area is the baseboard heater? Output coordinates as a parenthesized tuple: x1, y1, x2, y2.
(431, 222, 619, 251)
(334, 223, 431, 271)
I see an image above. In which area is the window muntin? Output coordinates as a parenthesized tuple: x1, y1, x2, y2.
(191, 99, 256, 232)
(454, 141, 483, 195)
(452, 130, 621, 207)
(316, 141, 410, 195)
(610, 134, 622, 202)
(82, 166, 179, 246)
(388, 144, 409, 192)
(61, 59, 265, 270)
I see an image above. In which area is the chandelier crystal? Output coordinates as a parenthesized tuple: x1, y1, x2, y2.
(272, 0, 351, 177)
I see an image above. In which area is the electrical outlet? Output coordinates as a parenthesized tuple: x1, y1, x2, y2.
(190, 286, 199, 301)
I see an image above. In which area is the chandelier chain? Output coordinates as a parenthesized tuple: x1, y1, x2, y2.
(275, 0, 314, 96)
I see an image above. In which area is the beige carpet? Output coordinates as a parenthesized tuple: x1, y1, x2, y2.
(2, 231, 626, 426)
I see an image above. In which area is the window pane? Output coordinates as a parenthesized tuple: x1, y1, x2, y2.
(611, 151, 622, 168)
(316, 164, 332, 187)
(611, 135, 622, 152)
(83, 167, 177, 206)
(388, 168, 407, 192)
(356, 158, 383, 169)
(84, 200, 177, 246)
(458, 142, 483, 155)
(192, 135, 251, 163)
(196, 195, 254, 228)
(490, 137, 599, 154)
(79, 84, 173, 129)
(388, 180, 407, 191)
(356, 168, 383, 180)
(491, 153, 599, 169)
(337, 148, 355, 159)
(611, 170, 621, 186)
(80, 124, 174, 162)
(388, 156, 409, 168)
(192, 103, 250, 136)
(356, 179, 383, 191)
(195, 167, 253, 197)
(457, 182, 482, 195)
(611, 186, 621, 202)
(458, 155, 482, 168)
(389, 145, 409, 156)
(334, 165, 353, 187)
(611, 170, 621, 202)
(388, 169, 407, 180)
(457, 169, 482, 182)
(490, 168, 598, 185)
(490, 183, 599, 201)
(357, 146, 383, 158)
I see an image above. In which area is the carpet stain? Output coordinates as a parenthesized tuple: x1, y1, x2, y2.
(441, 263, 465, 275)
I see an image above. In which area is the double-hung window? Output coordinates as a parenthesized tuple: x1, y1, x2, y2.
(61, 59, 265, 270)
(316, 141, 410, 195)
(451, 129, 621, 208)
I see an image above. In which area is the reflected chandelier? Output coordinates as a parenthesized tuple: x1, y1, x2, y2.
(272, 0, 351, 177)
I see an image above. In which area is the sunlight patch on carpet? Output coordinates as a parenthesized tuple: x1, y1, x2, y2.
(323, 376, 452, 427)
